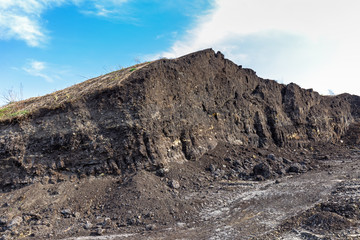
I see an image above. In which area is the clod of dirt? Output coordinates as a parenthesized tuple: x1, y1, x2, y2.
(253, 162, 271, 179)
(288, 163, 304, 173)
(168, 179, 180, 189)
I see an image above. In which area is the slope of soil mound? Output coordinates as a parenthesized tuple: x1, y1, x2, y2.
(1, 48, 359, 190)
(1, 49, 360, 239)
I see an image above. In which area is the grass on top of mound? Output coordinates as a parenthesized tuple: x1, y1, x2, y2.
(0, 61, 153, 122)
(0, 103, 30, 121)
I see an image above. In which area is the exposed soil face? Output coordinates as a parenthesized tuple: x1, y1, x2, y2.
(1, 49, 360, 239)
(1, 49, 360, 189)
(1, 144, 360, 239)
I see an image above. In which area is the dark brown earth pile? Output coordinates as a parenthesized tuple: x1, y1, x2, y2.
(1, 49, 360, 239)
(1, 48, 359, 189)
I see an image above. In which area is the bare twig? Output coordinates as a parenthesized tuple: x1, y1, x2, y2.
(2, 84, 23, 104)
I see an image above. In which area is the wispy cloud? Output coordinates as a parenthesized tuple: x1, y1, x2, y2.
(22, 59, 54, 82)
(0, 0, 129, 47)
(81, 3, 119, 18)
(78, 0, 129, 18)
(158, 0, 360, 96)
(0, 0, 48, 47)
(94, 4, 116, 17)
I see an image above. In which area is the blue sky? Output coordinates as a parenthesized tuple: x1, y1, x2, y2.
(0, 0, 212, 105)
(1, 0, 360, 106)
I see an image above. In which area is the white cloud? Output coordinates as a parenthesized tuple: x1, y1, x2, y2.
(81, 3, 118, 17)
(94, 4, 115, 17)
(29, 60, 45, 71)
(160, 0, 360, 96)
(21, 59, 75, 83)
(23, 59, 53, 82)
(0, 0, 129, 47)
(0, 0, 46, 46)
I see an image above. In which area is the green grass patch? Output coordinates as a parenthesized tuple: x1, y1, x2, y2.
(129, 68, 136, 72)
(0, 106, 29, 120)
(0, 107, 12, 118)
(10, 110, 29, 117)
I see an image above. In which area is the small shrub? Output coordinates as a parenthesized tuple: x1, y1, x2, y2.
(2, 84, 23, 104)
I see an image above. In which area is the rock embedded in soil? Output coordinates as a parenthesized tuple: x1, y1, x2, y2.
(209, 164, 217, 173)
(288, 163, 304, 173)
(253, 162, 272, 179)
(267, 154, 276, 161)
(95, 227, 104, 236)
(145, 224, 156, 231)
(168, 180, 180, 189)
(60, 209, 72, 218)
(83, 221, 93, 230)
(156, 168, 166, 177)
(7, 216, 22, 229)
(0, 218, 6, 226)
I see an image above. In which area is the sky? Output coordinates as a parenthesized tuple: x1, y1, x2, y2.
(1, 0, 360, 106)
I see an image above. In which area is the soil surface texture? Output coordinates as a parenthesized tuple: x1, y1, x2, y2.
(1, 49, 360, 239)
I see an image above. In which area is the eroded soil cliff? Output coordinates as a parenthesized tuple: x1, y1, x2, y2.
(1, 49, 360, 239)
(1, 49, 359, 189)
